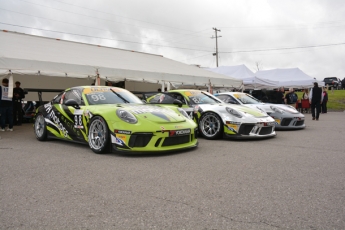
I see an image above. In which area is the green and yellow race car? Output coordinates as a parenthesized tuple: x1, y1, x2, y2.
(34, 86, 198, 154)
(147, 89, 276, 140)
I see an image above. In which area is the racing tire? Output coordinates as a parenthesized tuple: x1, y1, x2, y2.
(199, 112, 223, 140)
(88, 116, 110, 154)
(34, 113, 48, 141)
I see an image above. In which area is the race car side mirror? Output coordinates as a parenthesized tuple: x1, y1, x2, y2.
(65, 99, 80, 109)
(173, 99, 183, 107)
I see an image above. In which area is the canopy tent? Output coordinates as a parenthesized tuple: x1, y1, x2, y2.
(254, 68, 324, 88)
(207, 64, 278, 89)
(0, 31, 242, 91)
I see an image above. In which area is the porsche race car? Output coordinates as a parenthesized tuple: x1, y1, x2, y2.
(215, 92, 305, 130)
(147, 90, 276, 139)
(34, 86, 198, 154)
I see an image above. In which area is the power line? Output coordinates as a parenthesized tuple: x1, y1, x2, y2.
(219, 20, 345, 30)
(48, 0, 192, 32)
(0, 8, 213, 50)
(16, 0, 209, 38)
(0, 22, 213, 52)
(219, 42, 345, 54)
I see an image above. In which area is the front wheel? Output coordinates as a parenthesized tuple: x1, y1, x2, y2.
(88, 116, 110, 154)
(34, 114, 48, 141)
(199, 112, 223, 140)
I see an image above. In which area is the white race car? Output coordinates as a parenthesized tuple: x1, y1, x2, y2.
(215, 92, 305, 130)
(147, 90, 276, 139)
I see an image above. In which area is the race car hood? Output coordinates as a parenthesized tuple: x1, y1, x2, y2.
(196, 103, 269, 118)
(117, 104, 186, 123)
(245, 103, 300, 114)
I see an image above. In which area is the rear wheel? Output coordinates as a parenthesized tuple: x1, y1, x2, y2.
(199, 112, 223, 140)
(34, 114, 47, 141)
(88, 116, 110, 154)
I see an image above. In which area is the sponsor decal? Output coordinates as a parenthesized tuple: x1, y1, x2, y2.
(114, 129, 131, 135)
(116, 135, 126, 142)
(114, 137, 125, 146)
(227, 124, 238, 132)
(174, 125, 184, 129)
(169, 129, 191, 137)
(227, 126, 237, 133)
(44, 103, 69, 137)
(160, 126, 165, 133)
(128, 106, 174, 115)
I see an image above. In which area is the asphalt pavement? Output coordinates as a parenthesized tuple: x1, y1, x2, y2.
(1, 112, 344, 229)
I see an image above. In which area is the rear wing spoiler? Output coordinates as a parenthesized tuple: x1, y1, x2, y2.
(23, 88, 64, 103)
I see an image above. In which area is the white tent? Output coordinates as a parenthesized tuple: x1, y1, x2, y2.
(207, 64, 278, 89)
(0, 31, 243, 90)
(255, 68, 324, 88)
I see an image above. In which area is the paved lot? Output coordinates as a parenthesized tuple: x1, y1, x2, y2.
(1, 112, 344, 229)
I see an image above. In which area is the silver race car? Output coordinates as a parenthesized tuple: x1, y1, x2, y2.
(215, 92, 305, 130)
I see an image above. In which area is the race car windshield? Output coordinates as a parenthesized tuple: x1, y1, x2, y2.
(233, 93, 260, 104)
(186, 91, 222, 105)
(85, 88, 143, 105)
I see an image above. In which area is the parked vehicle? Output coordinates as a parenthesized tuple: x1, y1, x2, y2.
(34, 86, 198, 154)
(323, 77, 342, 90)
(147, 90, 276, 140)
(215, 92, 306, 130)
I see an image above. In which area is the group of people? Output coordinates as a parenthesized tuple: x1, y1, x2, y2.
(275, 83, 328, 121)
(0, 78, 25, 131)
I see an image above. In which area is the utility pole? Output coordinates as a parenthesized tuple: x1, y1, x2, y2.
(211, 27, 222, 67)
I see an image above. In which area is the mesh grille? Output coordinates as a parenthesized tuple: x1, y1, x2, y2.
(162, 135, 190, 147)
(259, 127, 273, 135)
(238, 124, 255, 135)
(281, 118, 292, 126)
(128, 134, 152, 148)
(295, 120, 304, 126)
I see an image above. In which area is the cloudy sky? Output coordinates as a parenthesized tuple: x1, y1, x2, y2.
(0, 0, 344, 80)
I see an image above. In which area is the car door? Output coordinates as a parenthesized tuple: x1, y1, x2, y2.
(60, 89, 87, 142)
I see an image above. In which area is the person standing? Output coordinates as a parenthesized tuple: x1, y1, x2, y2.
(309, 82, 323, 121)
(284, 88, 298, 107)
(0, 78, 14, 131)
(321, 87, 328, 114)
(276, 87, 285, 104)
(13, 81, 25, 126)
(302, 88, 309, 99)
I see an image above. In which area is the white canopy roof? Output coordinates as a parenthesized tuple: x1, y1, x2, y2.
(207, 65, 278, 89)
(0, 31, 242, 88)
(255, 68, 324, 88)
(207, 64, 254, 80)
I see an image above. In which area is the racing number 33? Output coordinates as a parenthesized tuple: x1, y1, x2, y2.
(74, 110, 84, 128)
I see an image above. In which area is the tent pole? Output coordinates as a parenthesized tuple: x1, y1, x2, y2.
(161, 81, 165, 92)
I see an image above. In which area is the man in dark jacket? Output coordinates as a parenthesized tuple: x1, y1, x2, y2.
(1, 78, 14, 131)
(276, 87, 285, 104)
(12, 81, 25, 125)
(309, 82, 323, 121)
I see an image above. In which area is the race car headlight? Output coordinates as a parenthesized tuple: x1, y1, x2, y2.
(286, 105, 298, 111)
(116, 109, 137, 124)
(270, 106, 284, 114)
(177, 108, 191, 119)
(226, 107, 243, 118)
(256, 106, 266, 114)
